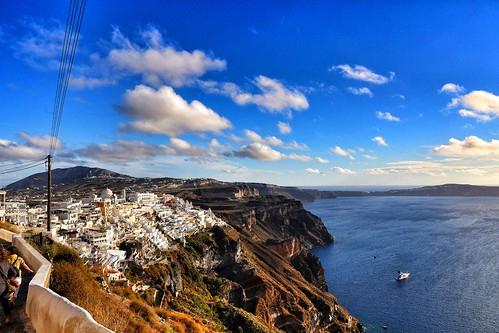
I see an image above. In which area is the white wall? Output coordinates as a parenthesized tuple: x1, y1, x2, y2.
(0, 229, 113, 333)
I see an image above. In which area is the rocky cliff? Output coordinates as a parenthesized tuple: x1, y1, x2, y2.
(164, 184, 362, 333)
(6, 167, 361, 332)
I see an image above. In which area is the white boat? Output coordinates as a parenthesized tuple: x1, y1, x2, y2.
(396, 271, 410, 281)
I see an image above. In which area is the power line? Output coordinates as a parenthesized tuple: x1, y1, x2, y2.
(50, 0, 80, 153)
(50, 0, 79, 153)
(49, 0, 87, 156)
(0, 161, 46, 175)
(0, 157, 47, 169)
(0, 157, 48, 174)
(49, 0, 78, 155)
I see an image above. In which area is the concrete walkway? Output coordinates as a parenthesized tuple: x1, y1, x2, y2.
(0, 240, 35, 332)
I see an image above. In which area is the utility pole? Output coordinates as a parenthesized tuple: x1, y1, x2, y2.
(47, 154, 52, 232)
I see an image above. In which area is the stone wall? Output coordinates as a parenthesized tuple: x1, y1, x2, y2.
(0, 229, 113, 333)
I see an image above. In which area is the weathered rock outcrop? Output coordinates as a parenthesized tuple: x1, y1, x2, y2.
(172, 186, 362, 333)
(172, 187, 332, 248)
(291, 251, 329, 292)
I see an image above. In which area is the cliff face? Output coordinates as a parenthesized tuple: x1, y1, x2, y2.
(171, 185, 362, 333)
(171, 186, 332, 248)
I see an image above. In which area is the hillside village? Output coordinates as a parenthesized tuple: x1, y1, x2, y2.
(0, 188, 226, 290)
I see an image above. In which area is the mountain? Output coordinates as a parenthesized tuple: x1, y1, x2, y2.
(373, 183, 499, 196)
(8, 167, 499, 198)
(5, 166, 132, 191)
(5, 166, 336, 202)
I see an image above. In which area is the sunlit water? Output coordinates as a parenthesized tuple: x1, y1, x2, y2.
(305, 196, 499, 333)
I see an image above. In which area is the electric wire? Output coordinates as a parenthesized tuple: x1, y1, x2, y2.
(49, 0, 78, 154)
(52, 0, 86, 154)
(50, 0, 79, 153)
(49, 0, 86, 157)
(0, 157, 47, 170)
(0, 158, 47, 173)
(0, 161, 46, 175)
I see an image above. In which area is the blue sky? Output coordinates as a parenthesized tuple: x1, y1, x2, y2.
(1, 1, 499, 186)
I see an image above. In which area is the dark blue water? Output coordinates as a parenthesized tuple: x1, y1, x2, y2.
(305, 197, 499, 333)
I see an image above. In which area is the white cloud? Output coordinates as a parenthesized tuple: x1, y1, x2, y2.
(316, 157, 329, 164)
(433, 136, 499, 158)
(266, 136, 284, 147)
(331, 166, 355, 175)
(69, 76, 116, 89)
(233, 142, 284, 161)
(0, 139, 45, 161)
(277, 121, 292, 135)
(287, 153, 312, 162)
(242, 131, 308, 151)
(15, 18, 64, 70)
(243, 130, 264, 143)
(448, 90, 499, 122)
(243, 130, 283, 147)
(364, 154, 377, 160)
(230, 142, 310, 162)
(119, 84, 232, 136)
(456, 168, 487, 176)
(18, 132, 62, 150)
(376, 111, 400, 122)
(77, 140, 162, 162)
(367, 159, 492, 178)
(331, 64, 395, 84)
(107, 27, 226, 87)
(347, 87, 373, 97)
(200, 76, 309, 113)
(163, 138, 204, 156)
(208, 138, 224, 151)
(372, 136, 388, 146)
(330, 146, 355, 160)
(0, 132, 65, 161)
(305, 168, 321, 175)
(440, 83, 465, 94)
(227, 134, 243, 143)
(284, 140, 309, 151)
(67, 26, 226, 89)
(458, 109, 491, 122)
(367, 160, 447, 177)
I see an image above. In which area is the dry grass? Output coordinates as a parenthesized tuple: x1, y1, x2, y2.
(157, 310, 218, 333)
(51, 259, 174, 332)
(0, 222, 20, 233)
(51, 261, 133, 332)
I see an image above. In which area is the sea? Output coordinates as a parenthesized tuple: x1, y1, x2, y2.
(305, 196, 499, 333)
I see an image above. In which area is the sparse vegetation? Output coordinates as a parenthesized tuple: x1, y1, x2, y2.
(37, 241, 173, 332)
(0, 221, 20, 233)
(37, 240, 256, 333)
(29, 231, 289, 333)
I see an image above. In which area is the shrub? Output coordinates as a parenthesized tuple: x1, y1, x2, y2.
(37, 242, 82, 264)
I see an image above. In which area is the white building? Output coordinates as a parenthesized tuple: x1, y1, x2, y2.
(102, 249, 127, 270)
(5, 201, 27, 225)
(82, 227, 114, 246)
(129, 192, 158, 206)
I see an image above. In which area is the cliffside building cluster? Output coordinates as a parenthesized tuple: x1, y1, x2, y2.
(0, 188, 226, 286)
